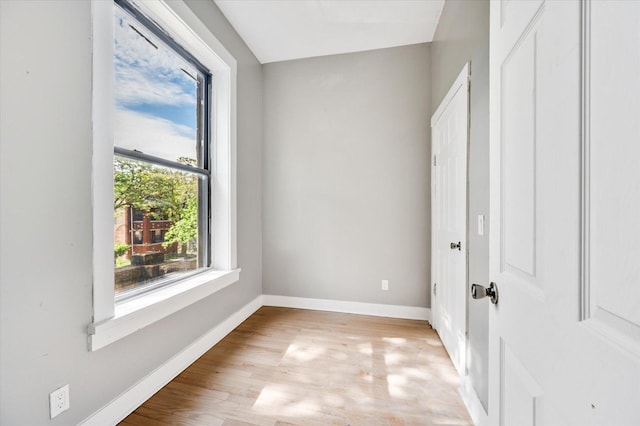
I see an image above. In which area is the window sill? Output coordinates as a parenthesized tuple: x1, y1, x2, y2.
(88, 268, 241, 351)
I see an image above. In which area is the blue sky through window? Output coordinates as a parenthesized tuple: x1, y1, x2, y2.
(113, 5, 199, 163)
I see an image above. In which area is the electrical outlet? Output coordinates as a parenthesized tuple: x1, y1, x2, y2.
(50, 384, 69, 419)
(381, 280, 389, 291)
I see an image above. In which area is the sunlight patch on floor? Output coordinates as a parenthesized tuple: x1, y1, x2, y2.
(283, 343, 326, 362)
(252, 385, 321, 417)
(358, 342, 372, 355)
(382, 337, 407, 345)
(384, 351, 406, 366)
(386, 373, 409, 398)
(401, 366, 432, 380)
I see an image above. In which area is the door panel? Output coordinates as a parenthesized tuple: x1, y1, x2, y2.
(501, 21, 538, 280)
(500, 340, 542, 426)
(489, 1, 640, 425)
(587, 0, 640, 349)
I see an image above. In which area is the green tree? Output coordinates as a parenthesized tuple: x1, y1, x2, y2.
(114, 158, 191, 218)
(114, 157, 199, 257)
(163, 196, 198, 256)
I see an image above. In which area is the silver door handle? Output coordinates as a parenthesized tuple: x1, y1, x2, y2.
(450, 241, 461, 251)
(471, 282, 499, 305)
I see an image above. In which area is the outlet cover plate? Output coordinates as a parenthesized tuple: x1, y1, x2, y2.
(50, 384, 69, 419)
(381, 280, 389, 291)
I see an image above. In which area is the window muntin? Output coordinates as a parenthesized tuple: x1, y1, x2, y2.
(113, 0, 212, 300)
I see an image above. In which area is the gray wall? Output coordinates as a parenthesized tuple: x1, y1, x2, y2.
(431, 0, 490, 411)
(0, 1, 262, 424)
(262, 44, 431, 307)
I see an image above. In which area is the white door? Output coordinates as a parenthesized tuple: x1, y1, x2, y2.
(488, 1, 640, 425)
(431, 63, 469, 375)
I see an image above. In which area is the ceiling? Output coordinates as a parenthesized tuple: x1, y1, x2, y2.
(213, 0, 445, 64)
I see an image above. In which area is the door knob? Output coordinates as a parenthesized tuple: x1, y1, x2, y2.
(450, 241, 461, 251)
(471, 282, 499, 305)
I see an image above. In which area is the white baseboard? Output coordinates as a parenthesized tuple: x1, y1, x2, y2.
(262, 294, 431, 322)
(80, 295, 264, 426)
(459, 375, 488, 426)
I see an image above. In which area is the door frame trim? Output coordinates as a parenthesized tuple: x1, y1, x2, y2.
(430, 61, 471, 374)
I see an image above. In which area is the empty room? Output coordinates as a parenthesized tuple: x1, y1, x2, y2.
(1, 0, 639, 425)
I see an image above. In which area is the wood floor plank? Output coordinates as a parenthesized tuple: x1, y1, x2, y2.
(120, 307, 472, 425)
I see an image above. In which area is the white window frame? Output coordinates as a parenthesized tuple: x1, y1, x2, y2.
(89, 0, 238, 351)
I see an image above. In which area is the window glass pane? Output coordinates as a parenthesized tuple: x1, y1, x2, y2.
(113, 5, 202, 165)
(114, 157, 205, 295)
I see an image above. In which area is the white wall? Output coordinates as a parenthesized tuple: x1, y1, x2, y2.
(431, 0, 490, 411)
(0, 1, 262, 424)
(262, 44, 431, 307)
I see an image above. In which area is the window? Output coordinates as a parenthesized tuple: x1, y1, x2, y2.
(151, 230, 165, 244)
(133, 230, 143, 245)
(112, 0, 211, 299)
(90, 0, 238, 351)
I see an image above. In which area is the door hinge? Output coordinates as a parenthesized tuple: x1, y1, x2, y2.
(433, 283, 437, 296)
(433, 155, 437, 166)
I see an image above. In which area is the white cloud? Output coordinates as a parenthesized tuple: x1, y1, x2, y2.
(114, 108, 198, 163)
(114, 6, 197, 107)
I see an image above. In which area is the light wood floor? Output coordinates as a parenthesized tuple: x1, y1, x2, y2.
(120, 307, 472, 426)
